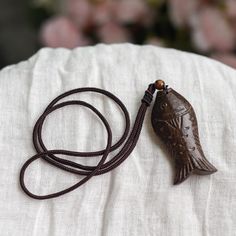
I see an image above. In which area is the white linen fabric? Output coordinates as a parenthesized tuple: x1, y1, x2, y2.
(0, 44, 235, 236)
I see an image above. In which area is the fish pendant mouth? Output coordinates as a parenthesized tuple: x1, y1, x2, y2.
(156, 88, 172, 98)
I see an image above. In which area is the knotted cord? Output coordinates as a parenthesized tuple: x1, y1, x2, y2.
(20, 82, 159, 200)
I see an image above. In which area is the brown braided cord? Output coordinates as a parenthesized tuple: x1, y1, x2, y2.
(19, 83, 157, 200)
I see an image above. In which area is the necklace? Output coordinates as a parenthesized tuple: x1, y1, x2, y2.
(20, 80, 217, 200)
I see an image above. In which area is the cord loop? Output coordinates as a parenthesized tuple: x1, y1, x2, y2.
(20, 84, 156, 199)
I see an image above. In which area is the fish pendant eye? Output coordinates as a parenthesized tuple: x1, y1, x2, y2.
(161, 102, 168, 110)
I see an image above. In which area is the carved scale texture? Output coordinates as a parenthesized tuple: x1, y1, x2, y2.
(151, 88, 217, 184)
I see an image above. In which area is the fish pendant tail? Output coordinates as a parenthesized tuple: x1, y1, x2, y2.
(174, 155, 217, 185)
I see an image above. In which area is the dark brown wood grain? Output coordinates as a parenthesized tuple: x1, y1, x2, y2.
(151, 88, 217, 184)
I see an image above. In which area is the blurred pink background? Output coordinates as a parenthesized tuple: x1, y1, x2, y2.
(0, 0, 236, 69)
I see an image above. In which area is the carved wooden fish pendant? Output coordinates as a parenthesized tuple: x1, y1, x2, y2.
(151, 81, 217, 184)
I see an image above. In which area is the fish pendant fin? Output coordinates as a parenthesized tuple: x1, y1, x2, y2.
(165, 117, 181, 130)
(174, 160, 195, 185)
(174, 154, 217, 185)
(192, 156, 217, 175)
